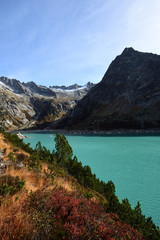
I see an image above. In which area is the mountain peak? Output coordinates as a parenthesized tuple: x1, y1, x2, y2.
(24, 81, 37, 87)
(60, 48, 160, 130)
(121, 47, 137, 56)
(123, 47, 135, 52)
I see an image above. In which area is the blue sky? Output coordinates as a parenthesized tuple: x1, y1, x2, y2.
(0, 0, 160, 86)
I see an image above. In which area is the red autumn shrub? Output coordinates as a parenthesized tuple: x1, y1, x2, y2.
(25, 188, 144, 240)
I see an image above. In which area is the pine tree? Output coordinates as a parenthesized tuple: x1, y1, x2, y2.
(54, 133, 73, 167)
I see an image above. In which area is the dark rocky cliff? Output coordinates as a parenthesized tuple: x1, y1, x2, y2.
(58, 48, 160, 130)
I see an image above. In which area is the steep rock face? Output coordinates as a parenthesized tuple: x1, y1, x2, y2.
(23, 81, 56, 97)
(0, 88, 36, 130)
(59, 48, 160, 130)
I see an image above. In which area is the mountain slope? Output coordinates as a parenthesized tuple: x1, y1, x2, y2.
(58, 48, 160, 130)
(1, 130, 160, 239)
(0, 131, 147, 239)
(0, 77, 94, 130)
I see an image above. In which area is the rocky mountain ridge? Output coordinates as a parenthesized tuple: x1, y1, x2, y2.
(50, 82, 94, 90)
(54, 48, 160, 130)
(0, 77, 94, 130)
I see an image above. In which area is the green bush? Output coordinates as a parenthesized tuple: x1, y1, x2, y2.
(83, 190, 93, 200)
(8, 151, 16, 162)
(0, 175, 25, 196)
(3, 132, 33, 154)
(28, 154, 42, 172)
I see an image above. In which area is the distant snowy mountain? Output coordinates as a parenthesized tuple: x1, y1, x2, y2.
(50, 82, 94, 92)
(50, 83, 82, 90)
(49, 82, 95, 99)
(0, 77, 95, 130)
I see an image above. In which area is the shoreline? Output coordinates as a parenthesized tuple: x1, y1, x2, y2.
(13, 128, 160, 136)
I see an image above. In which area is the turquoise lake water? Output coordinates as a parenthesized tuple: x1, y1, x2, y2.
(23, 132, 160, 226)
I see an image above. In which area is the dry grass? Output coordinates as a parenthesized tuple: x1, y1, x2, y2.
(0, 166, 48, 239)
(0, 188, 32, 240)
(5, 167, 47, 193)
(0, 133, 78, 194)
(0, 133, 30, 161)
(51, 176, 76, 192)
(0, 134, 12, 160)
(0, 190, 26, 219)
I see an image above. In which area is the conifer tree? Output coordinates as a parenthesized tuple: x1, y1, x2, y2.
(54, 133, 73, 167)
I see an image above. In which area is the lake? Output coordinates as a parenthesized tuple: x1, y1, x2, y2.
(23, 132, 160, 226)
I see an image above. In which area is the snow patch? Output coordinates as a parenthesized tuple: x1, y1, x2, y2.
(50, 85, 87, 93)
(0, 81, 14, 92)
